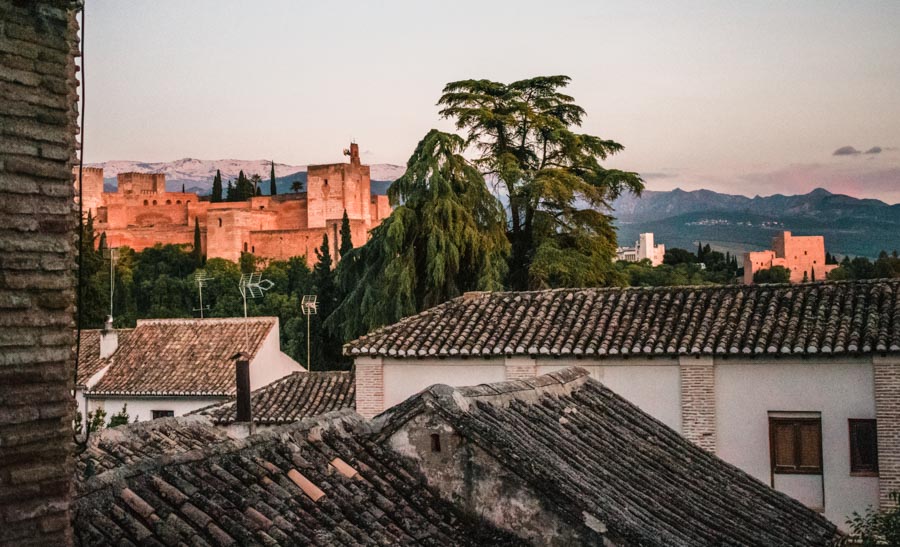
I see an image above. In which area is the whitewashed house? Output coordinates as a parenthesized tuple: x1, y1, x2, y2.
(345, 279, 900, 527)
(76, 317, 304, 424)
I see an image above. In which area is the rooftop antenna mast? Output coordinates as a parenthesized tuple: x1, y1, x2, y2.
(192, 270, 213, 318)
(238, 272, 274, 318)
(301, 295, 318, 371)
(102, 247, 119, 324)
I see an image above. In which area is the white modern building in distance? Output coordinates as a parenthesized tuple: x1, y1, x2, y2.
(616, 232, 665, 266)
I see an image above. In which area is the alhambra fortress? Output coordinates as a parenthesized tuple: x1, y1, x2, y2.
(75, 143, 391, 265)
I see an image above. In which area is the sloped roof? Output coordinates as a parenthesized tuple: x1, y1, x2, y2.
(197, 371, 355, 425)
(373, 367, 840, 546)
(75, 329, 133, 386)
(72, 412, 522, 546)
(345, 279, 900, 358)
(89, 317, 277, 396)
(76, 415, 231, 482)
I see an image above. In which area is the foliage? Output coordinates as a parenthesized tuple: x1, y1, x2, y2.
(616, 258, 739, 287)
(438, 75, 643, 289)
(291, 180, 303, 193)
(328, 129, 509, 340)
(844, 492, 900, 547)
(664, 247, 698, 266)
(191, 218, 203, 267)
(211, 169, 223, 202)
(339, 209, 353, 258)
(107, 404, 130, 428)
(753, 266, 792, 284)
(828, 251, 900, 281)
(78, 211, 107, 328)
(227, 170, 256, 202)
(270, 161, 277, 196)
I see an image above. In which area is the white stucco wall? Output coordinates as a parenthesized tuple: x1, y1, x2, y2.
(382, 359, 506, 409)
(715, 357, 879, 526)
(539, 359, 682, 432)
(87, 396, 227, 423)
(249, 320, 305, 390)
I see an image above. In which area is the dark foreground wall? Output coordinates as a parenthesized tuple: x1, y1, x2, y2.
(0, 1, 79, 544)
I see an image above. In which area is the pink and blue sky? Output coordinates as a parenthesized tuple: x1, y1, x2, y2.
(84, 1, 900, 202)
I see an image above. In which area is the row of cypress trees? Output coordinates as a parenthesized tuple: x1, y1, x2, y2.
(210, 160, 278, 203)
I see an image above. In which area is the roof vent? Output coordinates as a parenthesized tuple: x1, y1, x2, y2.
(100, 316, 119, 359)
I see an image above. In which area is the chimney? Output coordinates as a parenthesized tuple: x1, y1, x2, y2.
(99, 315, 118, 359)
(234, 354, 252, 425)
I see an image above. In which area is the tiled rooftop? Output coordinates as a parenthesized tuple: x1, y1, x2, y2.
(345, 279, 900, 358)
(75, 329, 132, 386)
(197, 371, 355, 425)
(88, 317, 277, 396)
(374, 367, 840, 545)
(73, 411, 522, 546)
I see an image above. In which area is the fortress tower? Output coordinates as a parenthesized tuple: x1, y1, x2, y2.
(77, 143, 392, 266)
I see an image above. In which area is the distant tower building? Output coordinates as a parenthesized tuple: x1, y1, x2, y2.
(743, 231, 837, 284)
(616, 232, 666, 267)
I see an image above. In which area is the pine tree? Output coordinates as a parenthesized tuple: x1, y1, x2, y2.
(339, 209, 353, 258)
(191, 218, 203, 267)
(270, 160, 277, 196)
(211, 170, 223, 203)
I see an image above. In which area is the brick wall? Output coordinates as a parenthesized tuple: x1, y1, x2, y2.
(0, 1, 79, 545)
(874, 355, 900, 509)
(355, 358, 384, 419)
(679, 356, 716, 452)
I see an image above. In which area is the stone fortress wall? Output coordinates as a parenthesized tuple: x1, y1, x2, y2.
(76, 143, 391, 266)
(744, 231, 838, 283)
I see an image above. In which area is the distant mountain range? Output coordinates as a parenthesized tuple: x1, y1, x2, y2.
(87, 158, 405, 195)
(87, 158, 897, 258)
(612, 188, 900, 259)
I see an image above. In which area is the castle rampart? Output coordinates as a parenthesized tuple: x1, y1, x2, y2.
(743, 231, 837, 283)
(76, 144, 391, 266)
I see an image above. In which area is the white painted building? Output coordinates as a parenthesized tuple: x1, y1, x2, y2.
(346, 281, 900, 528)
(616, 232, 666, 266)
(76, 317, 304, 425)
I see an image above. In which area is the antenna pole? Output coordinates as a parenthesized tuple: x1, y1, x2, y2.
(198, 281, 204, 319)
(307, 313, 311, 371)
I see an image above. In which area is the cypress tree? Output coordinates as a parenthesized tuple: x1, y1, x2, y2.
(211, 170, 223, 202)
(697, 241, 703, 260)
(339, 209, 353, 258)
(270, 160, 277, 196)
(226, 180, 235, 201)
(810, 267, 816, 282)
(192, 218, 203, 266)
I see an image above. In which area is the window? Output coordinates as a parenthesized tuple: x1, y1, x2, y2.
(218, 218, 222, 227)
(152, 410, 174, 419)
(143, 199, 148, 206)
(769, 416, 822, 474)
(849, 419, 878, 475)
(430, 433, 441, 453)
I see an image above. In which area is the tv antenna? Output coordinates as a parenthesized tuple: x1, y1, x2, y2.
(102, 247, 119, 323)
(192, 269, 214, 318)
(238, 272, 274, 318)
(301, 295, 318, 371)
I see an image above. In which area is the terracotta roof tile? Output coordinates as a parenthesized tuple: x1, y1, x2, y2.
(197, 371, 355, 425)
(89, 317, 277, 396)
(346, 280, 900, 358)
(75, 329, 133, 386)
(373, 367, 840, 546)
(73, 412, 523, 546)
